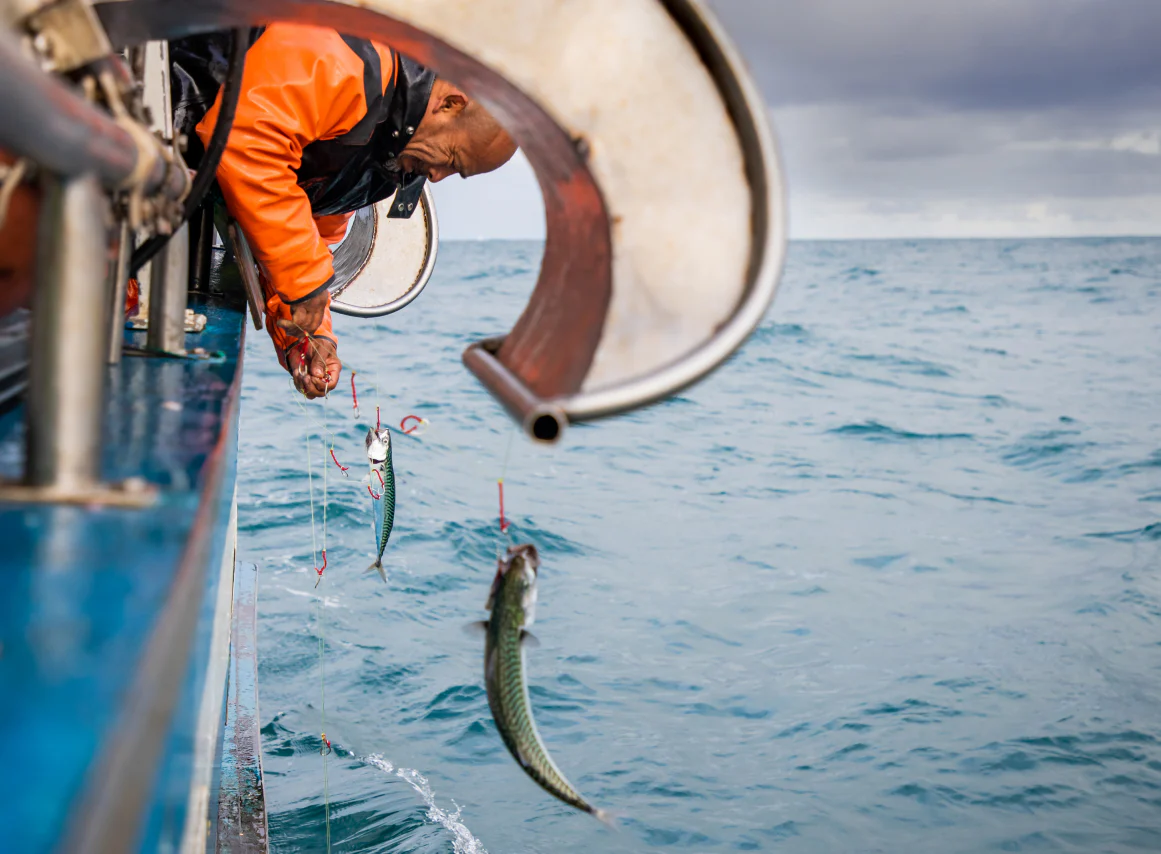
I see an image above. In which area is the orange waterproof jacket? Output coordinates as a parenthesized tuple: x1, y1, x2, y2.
(196, 23, 426, 367)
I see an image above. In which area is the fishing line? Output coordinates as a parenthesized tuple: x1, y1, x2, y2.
(495, 426, 518, 558)
(347, 360, 428, 437)
(291, 383, 358, 487)
(298, 384, 334, 854)
(317, 390, 333, 854)
(306, 425, 318, 582)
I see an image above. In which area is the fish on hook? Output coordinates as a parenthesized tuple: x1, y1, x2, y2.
(473, 544, 613, 823)
(365, 425, 396, 582)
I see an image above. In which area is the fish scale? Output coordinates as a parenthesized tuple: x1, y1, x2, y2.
(377, 448, 395, 555)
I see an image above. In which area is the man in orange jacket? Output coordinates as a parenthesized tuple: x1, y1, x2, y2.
(191, 24, 517, 398)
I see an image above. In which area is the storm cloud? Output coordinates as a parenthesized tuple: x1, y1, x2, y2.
(434, 1, 1161, 239)
(707, 0, 1161, 237)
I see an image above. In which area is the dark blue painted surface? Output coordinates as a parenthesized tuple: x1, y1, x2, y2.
(219, 562, 268, 853)
(0, 295, 246, 854)
(139, 416, 239, 854)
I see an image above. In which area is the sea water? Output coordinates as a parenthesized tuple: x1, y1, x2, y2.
(238, 238, 1161, 853)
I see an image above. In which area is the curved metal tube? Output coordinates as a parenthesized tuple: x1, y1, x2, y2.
(564, 0, 786, 420)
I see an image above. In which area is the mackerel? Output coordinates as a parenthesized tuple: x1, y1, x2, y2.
(365, 426, 395, 582)
(480, 544, 609, 821)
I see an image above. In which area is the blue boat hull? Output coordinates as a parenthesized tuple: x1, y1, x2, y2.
(0, 283, 266, 853)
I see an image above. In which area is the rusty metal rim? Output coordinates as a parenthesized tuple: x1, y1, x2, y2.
(560, 0, 787, 422)
(462, 0, 786, 440)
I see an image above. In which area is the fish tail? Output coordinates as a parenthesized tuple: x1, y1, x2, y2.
(366, 560, 386, 583)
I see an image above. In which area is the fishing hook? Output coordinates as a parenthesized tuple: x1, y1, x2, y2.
(313, 549, 327, 588)
(400, 415, 427, 435)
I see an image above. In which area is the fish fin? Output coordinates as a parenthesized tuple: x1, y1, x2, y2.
(365, 560, 386, 583)
(463, 620, 489, 637)
(591, 807, 622, 829)
(520, 629, 540, 648)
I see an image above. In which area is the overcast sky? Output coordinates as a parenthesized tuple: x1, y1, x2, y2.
(432, 0, 1161, 240)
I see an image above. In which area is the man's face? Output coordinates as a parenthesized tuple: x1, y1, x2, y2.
(397, 89, 517, 183)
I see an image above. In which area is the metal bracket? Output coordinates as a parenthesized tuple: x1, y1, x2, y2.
(24, 0, 112, 73)
(384, 174, 425, 219)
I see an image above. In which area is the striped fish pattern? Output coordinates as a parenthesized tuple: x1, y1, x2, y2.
(482, 544, 609, 821)
(365, 426, 395, 582)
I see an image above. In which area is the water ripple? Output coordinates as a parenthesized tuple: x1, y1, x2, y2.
(242, 238, 1161, 853)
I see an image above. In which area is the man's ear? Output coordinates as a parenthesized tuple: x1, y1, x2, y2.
(437, 91, 468, 116)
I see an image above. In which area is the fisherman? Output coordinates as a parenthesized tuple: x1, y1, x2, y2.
(183, 23, 517, 398)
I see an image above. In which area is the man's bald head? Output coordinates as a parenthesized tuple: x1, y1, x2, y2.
(398, 79, 517, 183)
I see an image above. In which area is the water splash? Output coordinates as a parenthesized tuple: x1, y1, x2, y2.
(363, 754, 488, 854)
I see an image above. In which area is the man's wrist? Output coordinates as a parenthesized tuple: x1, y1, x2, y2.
(283, 278, 334, 306)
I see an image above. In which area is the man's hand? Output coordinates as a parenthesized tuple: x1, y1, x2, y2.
(287, 337, 341, 399)
(289, 290, 330, 337)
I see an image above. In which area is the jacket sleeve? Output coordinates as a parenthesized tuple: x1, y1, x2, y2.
(196, 24, 387, 306)
(314, 212, 354, 245)
(264, 280, 336, 372)
(263, 212, 352, 368)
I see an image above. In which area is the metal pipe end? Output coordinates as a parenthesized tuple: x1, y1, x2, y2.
(462, 339, 569, 444)
(524, 406, 566, 444)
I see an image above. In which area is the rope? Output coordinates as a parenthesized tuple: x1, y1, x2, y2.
(320, 386, 332, 854)
(322, 392, 329, 563)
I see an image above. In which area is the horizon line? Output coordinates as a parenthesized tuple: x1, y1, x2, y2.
(440, 232, 1161, 243)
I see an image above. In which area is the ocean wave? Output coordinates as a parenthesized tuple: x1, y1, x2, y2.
(1084, 523, 1161, 542)
(1000, 429, 1098, 473)
(828, 421, 974, 442)
(843, 352, 955, 377)
(240, 238, 1161, 853)
(364, 754, 489, 854)
(750, 322, 813, 344)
